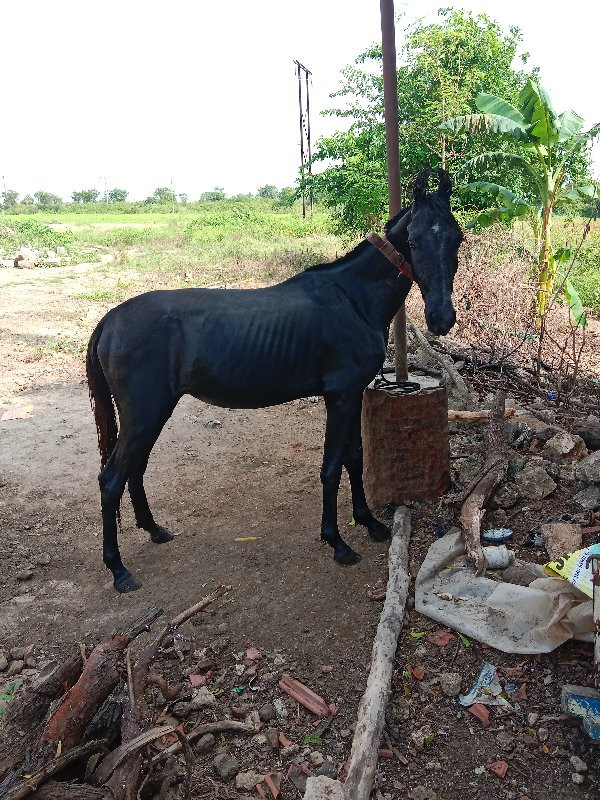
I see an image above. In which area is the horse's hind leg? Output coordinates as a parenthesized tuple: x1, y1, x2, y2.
(128, 461, 174, 544)
(321, 393, 362, 566)
(101, 399, 177, 592)
(343, 402, 390, 543)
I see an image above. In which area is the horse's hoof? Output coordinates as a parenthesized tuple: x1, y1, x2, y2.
(150, 525, 174, 544)
(334, 545, 362, 566)
(368, 519, 391, 542)
(114, 574, 142, 593)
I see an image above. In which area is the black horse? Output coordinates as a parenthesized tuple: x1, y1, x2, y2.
(87, 168, 463, 592)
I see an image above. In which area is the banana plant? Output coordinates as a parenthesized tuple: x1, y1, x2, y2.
(441, 80, 599, 325)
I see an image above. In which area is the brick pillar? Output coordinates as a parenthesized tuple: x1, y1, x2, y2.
(362, 376, 450, 506)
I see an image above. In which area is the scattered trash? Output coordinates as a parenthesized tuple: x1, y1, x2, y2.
(415, 529, 594, 653)
(459, 662, 512, 710)
(482, 528, 513, 543)
(278, 674, 331, 718)
(544, 544, 600, 598)
(1, 405, 33, 421)
(482, 545, 515, 569)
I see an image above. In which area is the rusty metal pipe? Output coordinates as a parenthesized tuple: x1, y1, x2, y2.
(380, 0, 407, 381)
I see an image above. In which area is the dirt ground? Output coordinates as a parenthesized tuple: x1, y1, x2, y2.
(0, 262, 598, 799)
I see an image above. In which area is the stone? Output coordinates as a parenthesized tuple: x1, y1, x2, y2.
(35, 553, 51, 566)
(537, 727, 549, 742)
(16, 570, 34, 582)
(439, 672, 461, 698)
(571, 773, 585, 785)
(172, 701, 194, 718)
(258, 702, 276, 722)
(0, 652, 7, 672)
(411, 724, 434, 749)
(273, 697, 288, 717)
(281, 744, 299, 758)
(408, 787, 437, 800)
(191, 686, 216, 709)
(576, 450, 600, 483)
(304, 777, 343, 800)
(309, 751, 325, 767)
(572, 415, 600, 450)
(502, 563, 544, 586)
(573, 485, 600, 510)
(570, 755, 587, 773)
(527, 712, 539, 726)
(265, 727, 279, 749)
(235, 771, 264, 791)
(515, 463, 557, 501)
(24, 657, 37, 668)
(212, 752, 239, 780)
(540, 523, 582, 559)
(493, 482, 521, 509)
(542, 432, 586, 463)
(315, 760, 338, 779)
(7, 660, 24, 676)
(195, 733, 215, 753)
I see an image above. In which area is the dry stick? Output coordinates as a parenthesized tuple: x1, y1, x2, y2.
(304, 508, 412, 800)
(458, 390, 508, 574)
(448, 408, 515, 422)
(407, 317, 474, 408)
(152, 720, 255, 763)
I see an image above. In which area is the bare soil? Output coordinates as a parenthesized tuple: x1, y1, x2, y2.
(0, 263, 598, 800)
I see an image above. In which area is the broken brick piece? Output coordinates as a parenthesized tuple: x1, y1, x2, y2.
(378, 748, 394, 759)
(246, 646, 263, 661)
(278, 674, 330, 717)
(487, 759, 509, 778)
(264, 772, 282, 798)
(410, 666, 426, 681)
(427, 629, 455, 647)
(278, 732, 295, 748)
(467, 703, 490, 727)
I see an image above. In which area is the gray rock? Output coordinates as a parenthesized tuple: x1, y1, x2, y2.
(315, 760, 338, 779)
(195, 733, 215, 753)
(411, 724, 434, 749)
(543, 432, 586, 463)
(24, 657, 37, 669)
(10, 647, 25, 660)
(572, 415, 600, 450)
(16, 570, 34, 582)
(537, 727, 549, 742)
(0, 652, 7, 672)
(541, 522, 582, 559)
(258, 702, 276, 722)
(309, 750, 325, 766)
(212, 752, 239, 780)
(273, 698, 288, 717)
(573, 485, 600, 510)
(281, 744, 299, 758)
(35, 553, 51, 566)
(7, 660, 24, 676)
(515, 463, 557, 501)
(439, 672, 461, 698)
(527, 712, 539, 726)
(502, 562, 544, 586)
(235, 771, 264, 791)
(571, 772, 585, 785)
(576, 450, 600, 484)
(492, 482, 521, 508)
(172, 701, 194, 719)
(191, 686, 216, 709)
(570, 755, 587, 773)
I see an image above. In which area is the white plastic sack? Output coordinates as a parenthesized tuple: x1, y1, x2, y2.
(415, 529, 593, 654)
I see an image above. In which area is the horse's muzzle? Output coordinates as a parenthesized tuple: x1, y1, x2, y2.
(426, 307, 456, 337)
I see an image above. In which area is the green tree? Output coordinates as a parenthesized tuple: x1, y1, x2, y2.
(257, 185, 278, 199)
(34, 191, 63, 209)
(306, 8, 534, 236)
(274, 186, 298, 208)
(178, 193, 188, 204)
(107, 188, 128, 202)
(146, 186, 177, 204)
(72, 189, 100, 203)
(1, 189, 19, 208)
(22, 195, 34, 205)
(441, 80, 599, 324)
(200, 187, 226, 201)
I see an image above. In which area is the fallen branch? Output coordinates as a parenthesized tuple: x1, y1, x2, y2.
(448, 407, 515, 422)
(304, 507, 411, 800)
(153, 719, 255, 762)
(458, 391, 508, 574)
(407, 318, 473, 408)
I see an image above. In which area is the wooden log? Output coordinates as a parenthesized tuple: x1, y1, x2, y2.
(458, 391, 508, 574)
(448, 408, 515, 422)
(29, 781, 112, 800)
(304, 508, 411, 800)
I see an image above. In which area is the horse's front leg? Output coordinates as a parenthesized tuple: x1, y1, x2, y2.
(343, 400, 391, 543)
(321, 394, 361, 565)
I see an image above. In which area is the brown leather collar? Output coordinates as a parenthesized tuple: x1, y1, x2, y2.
(366, 232, 414, 282)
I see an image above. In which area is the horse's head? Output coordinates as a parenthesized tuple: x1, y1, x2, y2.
(397, 168, 463, 336)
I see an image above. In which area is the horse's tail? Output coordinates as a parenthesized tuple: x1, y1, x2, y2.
(86, 322, 118, 471)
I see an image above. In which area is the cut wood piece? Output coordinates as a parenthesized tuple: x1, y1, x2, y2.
(458, 391, 508, 574)
(277, 675, 331, 718)
(448, 408, 515, 422)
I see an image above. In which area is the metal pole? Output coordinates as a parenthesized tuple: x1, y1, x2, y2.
(380, 0, 407, 381)
(296, 61, 306, 219)
(305, 68, 313, 212)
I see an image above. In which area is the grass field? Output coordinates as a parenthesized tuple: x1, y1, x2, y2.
(1, 201, 598, 313)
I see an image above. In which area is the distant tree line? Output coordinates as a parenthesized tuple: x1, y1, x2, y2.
(0, 184, 298, 211)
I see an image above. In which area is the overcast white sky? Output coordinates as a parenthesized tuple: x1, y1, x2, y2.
(2, 1, 598, 201)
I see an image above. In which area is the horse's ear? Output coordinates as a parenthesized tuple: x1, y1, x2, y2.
(412, 169, 430, 205)
(436, 168, 453, 204)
